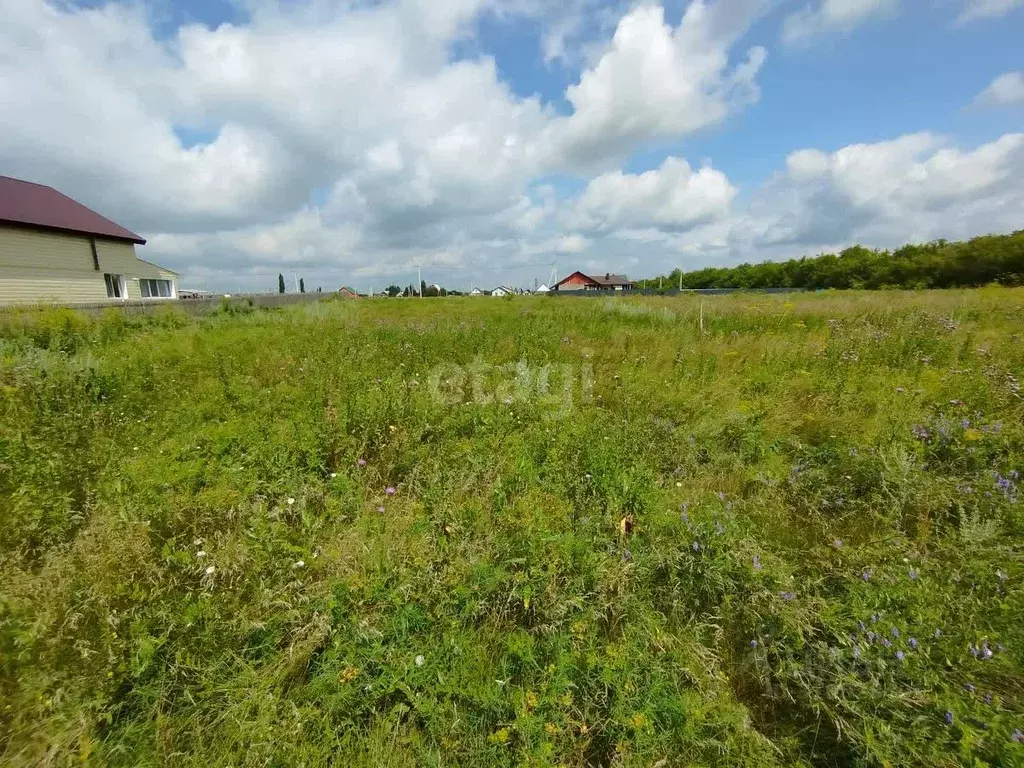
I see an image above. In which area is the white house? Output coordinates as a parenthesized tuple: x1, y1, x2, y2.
(469, 287, 485, 296)
(491, 286, 514, 297)
(536, 284, 550, 293)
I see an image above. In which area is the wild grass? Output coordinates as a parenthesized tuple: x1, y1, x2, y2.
(1, 289, 1022, 766)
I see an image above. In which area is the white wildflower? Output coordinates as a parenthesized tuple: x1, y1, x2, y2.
(287, 498, 295, 505)
(204, 565, 215, 576)
(196, 551, 207, 558)
(293, 560, 306, 569)
(415, 655, 425, 667)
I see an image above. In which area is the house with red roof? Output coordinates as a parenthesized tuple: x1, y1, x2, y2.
(0, 175, 177, 305)
(552, 271, 634, 292)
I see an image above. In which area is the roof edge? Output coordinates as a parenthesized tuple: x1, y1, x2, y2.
(0, 218, 146, 245)
(135, 256, 178, 275)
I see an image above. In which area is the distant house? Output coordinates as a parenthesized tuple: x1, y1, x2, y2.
(491, 286, 514, 297)
(553, 271, 633, 292)
(469, 287, 485, 296)
(0, 175, 178, 305)
(536, 284, 550, 293)
(338, 286, 359, 299)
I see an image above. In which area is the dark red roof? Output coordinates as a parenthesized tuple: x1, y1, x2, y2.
(0, 175, 145, 244)
(554, 271, 633, 289)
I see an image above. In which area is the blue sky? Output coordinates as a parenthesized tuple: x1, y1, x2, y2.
(3, 0, 1023, 292)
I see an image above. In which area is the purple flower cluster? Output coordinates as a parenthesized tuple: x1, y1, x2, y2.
(911, 424, 932, 442)
(994, 471, 1018, 503)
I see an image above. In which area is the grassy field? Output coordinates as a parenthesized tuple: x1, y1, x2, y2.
(1, 290, 1022, 766)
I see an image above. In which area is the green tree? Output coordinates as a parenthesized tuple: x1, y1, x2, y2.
(278, 273, 285, 294)
(299, 278, 305, 294)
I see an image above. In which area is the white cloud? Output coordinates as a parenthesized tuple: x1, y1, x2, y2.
(956, 0, 1024, 23)
(974, 71, 1024, 107)
(555, 2, 767, 170)
(567, 156, 736, 232)
(781, 0, 898, 46)
(732, 132, 1024, 253)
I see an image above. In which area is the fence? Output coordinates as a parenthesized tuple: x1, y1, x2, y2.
(546, 287, 805, 297)
(0, 291, 340, 317)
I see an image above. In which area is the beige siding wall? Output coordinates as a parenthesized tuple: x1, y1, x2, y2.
(0, 225, 177, 305)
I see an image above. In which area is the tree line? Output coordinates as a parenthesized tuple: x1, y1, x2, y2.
(636, 231, 1024, 291)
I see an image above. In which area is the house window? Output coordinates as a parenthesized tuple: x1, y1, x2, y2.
(104, 273, 124, 299)
(140, 279, 173, 298)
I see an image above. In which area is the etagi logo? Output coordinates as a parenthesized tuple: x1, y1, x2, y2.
(427, 358, 594, 419)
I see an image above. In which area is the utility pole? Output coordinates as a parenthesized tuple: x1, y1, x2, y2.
(293, 272, 299, 293)
(679, 269, 682, 292)
(418, 265, 422, 298)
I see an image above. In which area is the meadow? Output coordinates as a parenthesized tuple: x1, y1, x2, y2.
(0, 290, 1022, 767)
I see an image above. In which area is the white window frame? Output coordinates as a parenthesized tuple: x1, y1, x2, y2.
(139, 278, 175, 299)
(104, 273, 125, 300)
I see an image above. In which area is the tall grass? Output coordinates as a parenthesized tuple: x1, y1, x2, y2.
(1, 290, 1022, 766)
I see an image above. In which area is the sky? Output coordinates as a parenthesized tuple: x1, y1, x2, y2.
(1, 0, 1022, 293)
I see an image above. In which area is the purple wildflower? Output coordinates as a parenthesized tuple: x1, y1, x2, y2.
(833, 539, 843, 549)
(385, 486, 397, 496)
(872, 612, 879, 623)
(970, 645, 981, 659)
(997, 570, 1008, 583)
(357, 458, 367, 467)
(867, 631, 877, 643)
(691, 541, 701, 552)
(909, 568, 918, 581)
(945, 711, 954, 726)
(982, 642, 993, 660)
(753, 555, 762, 571)
(891, 627, 900, 639)
(857, 620, 866, 632)
(622, 549, 632, 563)
(861, 568, 872, 582)
(896, 650, 905, 661)
(780, 591, 796, 602)
(1011, 729, 1023, 743)
(934, 629, 943, 639)
(680, 503, 690, 523)
(715, 520, 725, 536)
(852, 644, 861, 659)
(750, 639, 758, 649)
(717, 491, 727, 501)
(984, 693, 993, 705)
(376, 505, 385, 513)
(965, 683, 976, 692)
(883, 639, 892, 648)
(909, 637, 918, 650)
